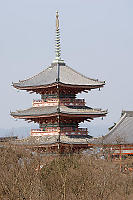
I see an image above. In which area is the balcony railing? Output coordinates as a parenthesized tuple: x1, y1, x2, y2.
(32, 98, 85, 107)
(31, 127, 88, 136)
(31, 128, 59, 136)
(61, 128, 88, 135)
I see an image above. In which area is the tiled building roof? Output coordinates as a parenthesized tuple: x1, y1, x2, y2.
(12, 135, 92, 146)
(11, 106, 107, 118)
(92, 111, 133, 145)
(13, 63, 105, 89)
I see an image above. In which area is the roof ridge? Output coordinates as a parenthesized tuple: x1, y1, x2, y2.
(122, 110, 133, 117)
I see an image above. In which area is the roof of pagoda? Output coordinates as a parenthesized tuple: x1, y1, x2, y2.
(13, 62, 105, 90)
(11, 135, 92, 146)
(11, 105, 107, 118)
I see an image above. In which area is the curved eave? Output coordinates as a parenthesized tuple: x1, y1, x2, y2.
(12, 81, 105, 91)
(11, 111, 107, 119)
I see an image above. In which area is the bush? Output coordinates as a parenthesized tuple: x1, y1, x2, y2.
(0, 146, 132, 200)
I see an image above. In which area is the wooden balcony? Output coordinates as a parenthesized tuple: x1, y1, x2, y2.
(32, 98, 85, 107)
(61, 127, 88, 136)
(31, 128, 59, 136)
(31, 127, 88, 136)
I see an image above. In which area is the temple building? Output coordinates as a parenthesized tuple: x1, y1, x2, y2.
(87, 110, 133, 158)
(11, 12, 107, 152)
(102, 111, 133, 156)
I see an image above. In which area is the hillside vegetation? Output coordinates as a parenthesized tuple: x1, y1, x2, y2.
(0, 146, 133, 200)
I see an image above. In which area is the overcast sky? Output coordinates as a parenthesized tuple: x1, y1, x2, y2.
(0, 0, 133, 136)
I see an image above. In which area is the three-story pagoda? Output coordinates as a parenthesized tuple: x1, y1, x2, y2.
(11, 12, 107, 152)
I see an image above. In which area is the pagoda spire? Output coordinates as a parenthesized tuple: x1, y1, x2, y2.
(53, 11, 64, 63)
(55, 11, 61, 60)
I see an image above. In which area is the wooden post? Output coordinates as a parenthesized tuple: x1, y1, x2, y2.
(120, 144, 122, 172)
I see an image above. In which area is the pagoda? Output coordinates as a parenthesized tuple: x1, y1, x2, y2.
(11, 12, 107, 152)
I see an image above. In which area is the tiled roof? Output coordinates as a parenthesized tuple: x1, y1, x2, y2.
(13, 62, 105, 89)
(12, 135, 91, 146)
(14, 136, 58, 145)
(96, 111, 133, 145)
(11, 106, 107, 118)
(60, 135, 91, 144)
